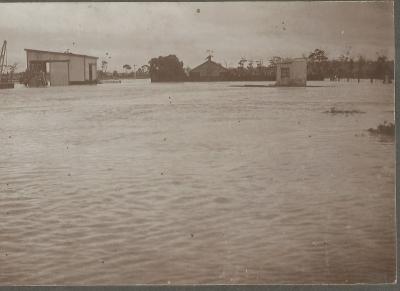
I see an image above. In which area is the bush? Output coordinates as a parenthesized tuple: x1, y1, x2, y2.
(368, 121, 395, 136)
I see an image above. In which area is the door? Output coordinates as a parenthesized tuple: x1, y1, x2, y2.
(50, 62, 69, 86)
(89, 64, 93, 81)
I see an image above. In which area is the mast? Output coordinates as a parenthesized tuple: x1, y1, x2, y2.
(0, 40, 7, 76)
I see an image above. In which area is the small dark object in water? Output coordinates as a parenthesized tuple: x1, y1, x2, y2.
(368, 121, 395, 136)
(324, 107, 365, 115)
(190, 233, 194, 238)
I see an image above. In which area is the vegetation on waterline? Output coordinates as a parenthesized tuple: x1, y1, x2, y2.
(368, 121, 395, 136)
(324, 107, 365, 115)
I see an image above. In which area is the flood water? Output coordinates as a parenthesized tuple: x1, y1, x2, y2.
(0, 79, 395, 284)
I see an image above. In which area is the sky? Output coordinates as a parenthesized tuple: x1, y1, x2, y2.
(0, 1, 394, 72)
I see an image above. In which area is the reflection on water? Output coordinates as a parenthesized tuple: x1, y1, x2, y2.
(0, 80, 395, 284)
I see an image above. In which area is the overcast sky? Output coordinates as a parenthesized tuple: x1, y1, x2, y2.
(0, 1, 394, 71)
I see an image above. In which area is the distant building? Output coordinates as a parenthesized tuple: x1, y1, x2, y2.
(25, 49, 98, 87)
(275, 58, 307, 86)
(189, 55, 228, 81)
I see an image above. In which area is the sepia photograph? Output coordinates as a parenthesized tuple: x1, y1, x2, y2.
(0, 1, 396, 286)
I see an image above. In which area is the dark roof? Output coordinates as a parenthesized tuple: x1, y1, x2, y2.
(25, 49, 98, 59)
(191, 60, 228, 73)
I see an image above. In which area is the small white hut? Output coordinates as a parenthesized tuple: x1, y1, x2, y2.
(275, 58, 307, 87)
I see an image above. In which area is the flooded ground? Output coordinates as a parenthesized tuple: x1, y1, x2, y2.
(0, 79, 395, 284)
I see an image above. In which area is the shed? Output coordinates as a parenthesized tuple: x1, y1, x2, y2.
(276, 58, 307, 86)
(189, 56, 228, 81)
(25, 49, 98, 87)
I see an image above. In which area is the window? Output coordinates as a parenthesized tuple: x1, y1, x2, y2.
(281, 67, 290, 78)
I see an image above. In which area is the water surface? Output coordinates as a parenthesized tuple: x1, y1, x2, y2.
(0, 80, 395, 284)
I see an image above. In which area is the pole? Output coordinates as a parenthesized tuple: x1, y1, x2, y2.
(0, 41, 7, 76)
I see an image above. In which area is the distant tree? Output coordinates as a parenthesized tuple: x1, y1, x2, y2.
(348, 58, 354, 80)
(101, 60, 108, 73)
(139, 65, 149, 75)
(148, 55, 187, 82)
(238, 57, 247, 68)
(184, 66, 191, 76)
(357, 55, 366, 81)
(375, 55, 388, 81)
(309, 49, 328, 63)
(247, 60, 254, 70)
(112, 70, 119, 78)
(122, 64, 132, 73)
(308, 49, 328, 80)
(123, 64, 132, 73)
(135, 65, 150, 78)
(268, 56, 282, 67)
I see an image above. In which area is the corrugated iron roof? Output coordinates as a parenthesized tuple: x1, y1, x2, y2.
(25, 49, 98, 59)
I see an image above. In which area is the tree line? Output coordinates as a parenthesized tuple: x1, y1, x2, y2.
(99, 49, 394, 83)
(305, 49, 393, 82)
(97, 60, 150, 79)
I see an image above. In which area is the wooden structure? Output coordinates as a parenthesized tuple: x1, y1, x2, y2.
(25, 49, 98, 87)
(275, 58, 307, 87)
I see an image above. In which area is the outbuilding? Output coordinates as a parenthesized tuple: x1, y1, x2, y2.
(275, 58, 307, 86)
(25, 49, 98, 87)
(189, 55, 228, 81)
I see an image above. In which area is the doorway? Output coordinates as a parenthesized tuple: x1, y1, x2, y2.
(89, 64, 93, 81)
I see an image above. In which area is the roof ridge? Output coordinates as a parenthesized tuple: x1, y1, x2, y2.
(25, 48, 98, 59)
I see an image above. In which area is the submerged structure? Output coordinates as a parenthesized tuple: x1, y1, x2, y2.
(275, 58, 307, 86)
(189, 55, 228, 81)
(24, 49, 98, 87)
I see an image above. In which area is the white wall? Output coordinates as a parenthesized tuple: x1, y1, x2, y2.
(68, 55, 85, 82)
(276, 58, 307, 86)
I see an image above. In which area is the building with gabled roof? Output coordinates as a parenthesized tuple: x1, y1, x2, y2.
(25, 49, 98, 87)
(189, 55, 228, 81)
